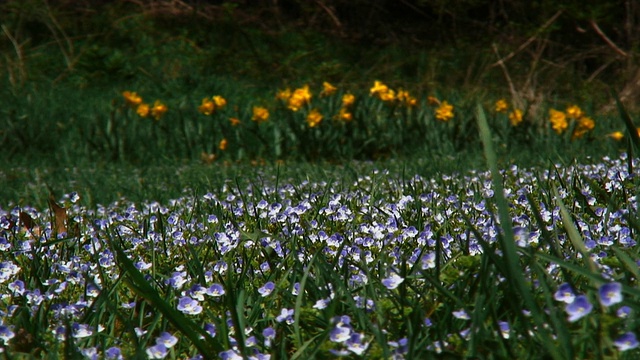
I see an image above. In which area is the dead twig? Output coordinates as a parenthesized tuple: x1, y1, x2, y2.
(492, 43, 523, 110)
(491, 10, 563, 67)
(589, 20, 628, 58)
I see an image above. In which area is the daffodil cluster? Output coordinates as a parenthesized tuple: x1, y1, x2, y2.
(122, 91, 168, 121)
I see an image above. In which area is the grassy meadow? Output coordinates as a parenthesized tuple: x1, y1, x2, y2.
(2, 1, 640, 359)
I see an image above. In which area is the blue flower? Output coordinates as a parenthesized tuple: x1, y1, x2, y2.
(206, 283, 225, 297)
(0, 325, 15, 344)
(146, 343, 168, 359)
(177, 296, 202, 315)
(381, 273, 404, 290)
(346, 333, 370, 355)
(617, 305, 631, 318)
(566, 295, 593, 322)
(105, 347, 123, 360)
(598, 282, 623, 307)
(330, 326, 351, 343)
(72, 323, 93, 338)
(258, 281, 275, 297)
(219, 349, 243, 360)
(452, 309, 470, 320)
(204, 323, 216, 338)
(275, 308, 294, 324)
(554, 283, 575, 303)
(614, 332, 639, 351)
(156, 332, 178, 348)
(263, 327, 276, 347)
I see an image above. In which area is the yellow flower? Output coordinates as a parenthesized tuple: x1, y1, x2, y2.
(572, 116, 595, 140)
(370, 80, 389, 96)
(397, 90, 417, 107)
(287, 85, 312, 111)
(213, 96, 227, 109)
(509, 109, 523, 126)
(566, 105, 584, 119)
(229, 117, 241, 126)
(379, 89, 396, 102)
(123, 91, 143, 107)
(136, 103, 150, 118)
(607, 131, 624, 141)
(337, 108, 353, 122)
(252, 106, 269, 123)
(342, 93, 355, 108)
(435, 101, 454, 122)
(306, 109, 323, 128)
(151, 100, 168, 120)
(198, 98, 215, 115)
(276, 88, 292, 101)
(495, 99, 508, 113)
(219, 138, 228, 151)
(320, 82, 337, 97)
(549, 109, 568, 134)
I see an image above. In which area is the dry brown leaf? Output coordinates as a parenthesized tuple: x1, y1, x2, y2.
(48, 195, 67, 235)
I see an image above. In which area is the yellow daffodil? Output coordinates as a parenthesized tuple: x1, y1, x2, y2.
(198, 98, 215, 115)
(379, 89, 396, 102)
(566, 105, 584, 119)
(337, 108, 353, 122)
(213, 95, 227, 109)
(123, 91, 143, 107)
(435, 101, 454, 122)
(151, 100, 168, 120)
(370, 80, 397, 102)
(370, 81, 389, 96)
(136, 103, 150, 118)
(509, 109, 523, 126)
(549, 109, 568, 134)
(276, 88, 292, 101)
(397, 90, 418, 107)
(288, 85, 312, 112)
(252, 106, 269, 123)
(342, 93, 355, 108)
(306, 109, 323, 128)
(572, 116, 595, 140)
(495, 99, 508, 113)
(219, 138, 228, 150)
(320, 82, 337, 97)
(607, 131, 624, 141)
(229, 117, 241, 126)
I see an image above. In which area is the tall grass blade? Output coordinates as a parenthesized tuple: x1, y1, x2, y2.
(476, 103, 563, 359)
(108, 232, 222, 357)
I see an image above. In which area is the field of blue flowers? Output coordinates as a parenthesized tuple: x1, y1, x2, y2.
(2, 149, 640, 358)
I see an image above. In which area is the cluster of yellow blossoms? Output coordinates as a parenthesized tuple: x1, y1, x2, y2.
(427, 96, 454, 122)
(548, 105, 595, 139)
(370, 80, 418, 107)
(198, 95, 227, 115)
(124, 88, 607, 148)
(122, 91, 168, 121)
(252, 106, 270, 123)
(494, 99, 523, 126)
(276, 82, 357, 128)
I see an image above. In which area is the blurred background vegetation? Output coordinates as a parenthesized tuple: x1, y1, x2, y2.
(1, 0, 639, 104)
(1, 0, 639, 205)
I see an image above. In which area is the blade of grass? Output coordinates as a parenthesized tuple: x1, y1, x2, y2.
(476, 103, 564, 359)
(109, 231, 223, 357)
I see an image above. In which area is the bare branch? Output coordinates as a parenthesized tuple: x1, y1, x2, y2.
(491, 10, 563, 67)
(589, 20, 628, 58)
